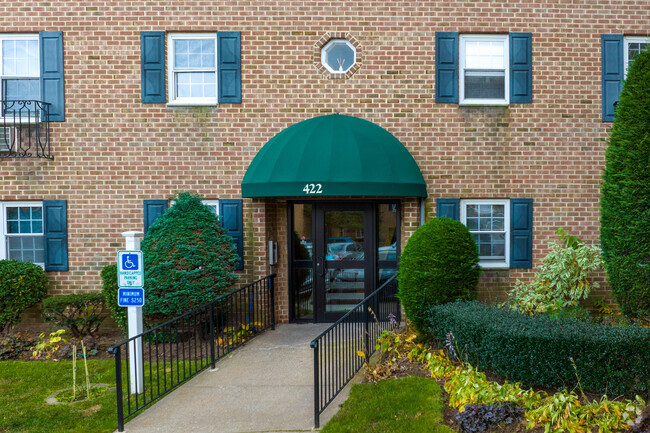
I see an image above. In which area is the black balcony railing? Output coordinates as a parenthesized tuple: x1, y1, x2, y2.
(310, 274, 400, 428)
(108, 275, 276, 432)
(0, 100, 51, 159)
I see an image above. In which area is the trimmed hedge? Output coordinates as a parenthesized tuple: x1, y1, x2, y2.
(427, 301, 650, 398)
(0, 260, 48, 333)
(43, 293, 109, 337)
(398, 217, 480, 333)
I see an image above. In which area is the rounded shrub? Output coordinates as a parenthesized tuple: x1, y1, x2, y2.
(398, 217, 480, 332)
(601, 48, 650, 317)
(43, 293, 108, 337)
(0, 260, 48, 333)
(141, 191, 239, 320)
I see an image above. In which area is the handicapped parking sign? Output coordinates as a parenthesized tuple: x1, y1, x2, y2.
(118, 250, 143, 288)
(122, 253, 138, 270)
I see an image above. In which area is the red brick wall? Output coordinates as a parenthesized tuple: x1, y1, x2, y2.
(1, 0, 646, 317)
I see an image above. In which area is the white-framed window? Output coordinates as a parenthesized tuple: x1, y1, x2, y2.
(460, 199, 510, 268)
(0, 34, 40, 102)
(167, 33, 218, 106)
(202, 200, 219, 216)
(0, 201, 45, 267)
(459, 35, 509, 105)
(624, 36, 648, 78)
(321, 39, 356, 74)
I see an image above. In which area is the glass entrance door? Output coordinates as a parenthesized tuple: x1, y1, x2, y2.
(290, 201, 400, 323)
(316, 203, 372, 321)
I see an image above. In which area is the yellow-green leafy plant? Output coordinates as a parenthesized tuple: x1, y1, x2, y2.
(507, 227, 603, 314)
(419, 347, 646, 433)
(32, 329, 67, 360)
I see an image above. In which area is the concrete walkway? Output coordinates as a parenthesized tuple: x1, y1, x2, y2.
(121, 324, 359, 433)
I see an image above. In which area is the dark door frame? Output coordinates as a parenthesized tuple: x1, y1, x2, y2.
(287, 200, 401, 323)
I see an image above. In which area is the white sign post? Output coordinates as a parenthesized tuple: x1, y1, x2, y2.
(121, 231, 144, 395)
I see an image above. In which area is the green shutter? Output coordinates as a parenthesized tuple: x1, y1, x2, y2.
(143, 199, 168, 233)
(217, 31, 241, 103)
(601, 34, 624, 122)
(39, 31, 65, 122)
(219, 199, 244, 270)
(435, 32, 459, 103)
(141, 31, 166, 103)
(43, 200, 68, 271)
(436, 198, 459, 220)
(510, 198, 533, 268)
(509, 33, 532, 103)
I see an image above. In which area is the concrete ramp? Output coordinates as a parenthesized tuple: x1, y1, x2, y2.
(122, 324, 356, 433)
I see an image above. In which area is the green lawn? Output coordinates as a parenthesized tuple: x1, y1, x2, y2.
(0, 360, 118, 433)
(321, 376, 456, 433)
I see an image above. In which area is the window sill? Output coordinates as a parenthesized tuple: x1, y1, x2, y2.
(479, 262, 509, 270)
(166, 101, 218, 107)
(459, 100, 509, 107)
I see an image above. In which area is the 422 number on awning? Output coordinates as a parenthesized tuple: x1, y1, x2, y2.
(303, 183, 323, 194)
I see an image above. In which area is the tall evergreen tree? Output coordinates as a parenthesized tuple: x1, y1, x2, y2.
(601, 49, 650, 316)
(141, 192, 239, 320)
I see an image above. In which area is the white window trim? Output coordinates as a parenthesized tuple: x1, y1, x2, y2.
(167, 33, 218, 106)
(460, 199, 510, 269)
(459, 35, 509, 106)
(0, 34, 40, 124)
(0, 201, 44, 267)
(624, 36, 649, 78)
(202, 200, 219, 216)
(321, 39, 357, 74)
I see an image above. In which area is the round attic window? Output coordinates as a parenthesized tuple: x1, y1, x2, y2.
(321, 39, 356, 74)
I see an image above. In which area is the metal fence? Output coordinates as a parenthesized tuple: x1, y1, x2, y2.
(0, 100, 51, 159)
(310, 274, 400, 428)
(108, 274, 276, 432)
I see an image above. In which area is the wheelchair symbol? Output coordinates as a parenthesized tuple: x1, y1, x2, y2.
(122, 254, 138, 270)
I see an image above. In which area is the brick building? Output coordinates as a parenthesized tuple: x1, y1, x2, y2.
(0, 0, 647, 323)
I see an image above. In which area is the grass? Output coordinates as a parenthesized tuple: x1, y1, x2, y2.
(0, 358, 211, 433)
(0, 360, 118, 433)
(321, 376, 456, 433)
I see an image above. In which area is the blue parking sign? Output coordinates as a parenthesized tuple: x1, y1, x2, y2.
(122, 253, 139, 270)
(118, 288, 145, 307)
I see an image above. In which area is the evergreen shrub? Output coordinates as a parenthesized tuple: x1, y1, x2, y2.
(398, 217, 480, 332)
(0, 260, 48, 333)
(101, 264, 127, 332)
(427, 301, 650, 398)
(601, 49, 650, 316)
(43, 293, 109, 337)
(141, 192, 239, 320)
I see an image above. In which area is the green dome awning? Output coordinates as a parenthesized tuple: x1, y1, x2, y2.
(241, 115, 427, 198)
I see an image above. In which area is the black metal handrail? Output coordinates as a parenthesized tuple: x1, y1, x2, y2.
(108, 274, 276, 432)
(310, 274, 400, 428)
(0, 100, 51, 159)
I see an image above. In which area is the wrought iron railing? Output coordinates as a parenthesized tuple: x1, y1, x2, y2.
(0, 100, 51, 159)
(108, 274, 276, 432)
(310, 274, 400, 428)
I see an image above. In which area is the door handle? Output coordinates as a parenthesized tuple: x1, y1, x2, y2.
(316, 256, 326, 278)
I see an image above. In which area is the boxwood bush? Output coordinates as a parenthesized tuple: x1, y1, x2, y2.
(398, 217, 480, 332)
(0, 260, 48, 333)
(427, 301, 650, 398)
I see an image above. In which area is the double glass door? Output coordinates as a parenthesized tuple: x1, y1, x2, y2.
(290, 202, 399, 322)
